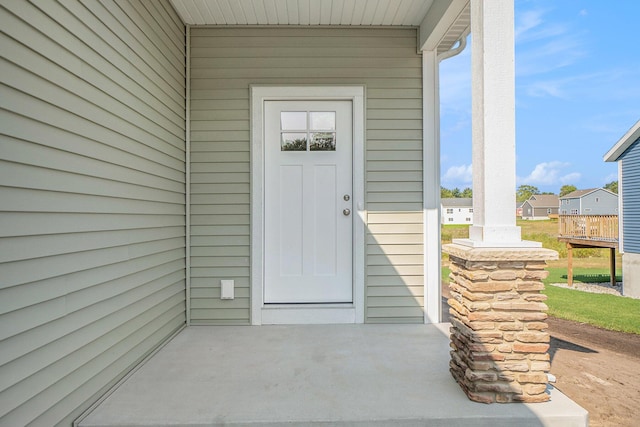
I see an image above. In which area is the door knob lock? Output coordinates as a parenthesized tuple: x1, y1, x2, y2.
(343, 195, 350, 201)
(343, 209, 351, 216)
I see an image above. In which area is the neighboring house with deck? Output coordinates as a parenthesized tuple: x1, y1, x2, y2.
(559, 188, 618, 215)
(441, 198, 473, 224)
(0, 1, 586, 426)
(521, 194, 559, 220)
(604, 119, 640, 298)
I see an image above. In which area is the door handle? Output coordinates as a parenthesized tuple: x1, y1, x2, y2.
(343, 209, 351, 216)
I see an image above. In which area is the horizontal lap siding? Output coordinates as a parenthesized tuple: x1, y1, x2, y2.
(0, 1, 185, 426)
(622, 139, 640, 253)
(190, 27, 423, 324)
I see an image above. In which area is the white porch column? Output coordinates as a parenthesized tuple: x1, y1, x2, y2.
(458, 0, 535, 248)
(423, 50, 441, 323)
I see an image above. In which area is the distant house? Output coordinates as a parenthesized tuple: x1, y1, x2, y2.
(516, 201, 524, 217)
(604, 119, 640, 298)
(441, 198, 473, 224)
(559, 188, 618, 215)
(521, 194, 559, 220)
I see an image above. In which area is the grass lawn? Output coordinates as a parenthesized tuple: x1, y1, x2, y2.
(542, 285, 640, 334)
(441, 219, 638, 334)
(544, 267, 622, 285)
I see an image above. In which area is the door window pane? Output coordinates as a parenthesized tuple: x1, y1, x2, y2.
(310, 112, 335, 130)
(280, 111, 337, 151)
(281, 112, 306, 131)
(281, 133, 307, 151)
(310, 132, 336, 151)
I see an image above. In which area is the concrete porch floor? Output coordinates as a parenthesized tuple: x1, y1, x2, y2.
(79, 324, 587, 427)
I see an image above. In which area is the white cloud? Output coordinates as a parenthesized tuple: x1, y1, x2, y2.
(443, 164, 473, 184)
(517, 36, 585, 77)
(560, 172, 581, 184)
(515, 9, 568, 44)
(525, 68, 640, 101)
(526, 80, 565, 98)
(514, 6, 586, 78)
(519, 161, 581, 186)
(515, 9, 544, 37)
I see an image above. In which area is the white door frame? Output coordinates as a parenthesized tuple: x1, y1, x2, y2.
(250, 86, 365, 325)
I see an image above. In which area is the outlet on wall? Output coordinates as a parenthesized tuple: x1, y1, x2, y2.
(221, 280, 234, 300)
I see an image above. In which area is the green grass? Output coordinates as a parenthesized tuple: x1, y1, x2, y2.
(442, 266, 451, 284)
(441, 224, 470, 244)
(441, 220, 607, 258)
(544, 267, 622, 285)
(443, 264, 637, 334)
(542, 285, 640, 334)
(441, 220, 637, 334)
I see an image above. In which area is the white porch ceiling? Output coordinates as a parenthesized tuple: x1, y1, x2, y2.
(170, 0, 470, 54)
(170, 0, 434, 26)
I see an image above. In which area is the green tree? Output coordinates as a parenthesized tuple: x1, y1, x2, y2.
(604, 181, 618, 194)
(461, 187, 473, 198)
(441, 186, 453, 198)
(559, 185, 577, 197)
(451, 187, 461, 198)
(516, 185, 539, 202)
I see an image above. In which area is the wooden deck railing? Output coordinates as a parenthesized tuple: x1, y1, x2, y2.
(558, 215, 618, 242)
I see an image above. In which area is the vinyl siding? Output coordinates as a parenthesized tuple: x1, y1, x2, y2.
(190, 27, 423, 324)
(579, 191, 618, 215)
(560, 190, 618, 215)
(621, 138, 640, 253)
(0, 1, 186, 426)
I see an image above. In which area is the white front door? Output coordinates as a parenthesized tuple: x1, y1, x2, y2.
(264, 100, 353, 303)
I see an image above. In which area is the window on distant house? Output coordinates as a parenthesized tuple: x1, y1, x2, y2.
(465, 217, 471, 222)
(448, 218, 453, 222)
(547, 209, 552, 214)
(595, 197, 600, 202)
(446, 208, 453, 214)
(584, 208, 591, 212)
(571, 209, 578, 215)
(469, 208, 473, 213)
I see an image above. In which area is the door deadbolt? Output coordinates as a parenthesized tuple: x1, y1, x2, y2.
(343, 194, 350, 201)
(343, 209, 351, 216)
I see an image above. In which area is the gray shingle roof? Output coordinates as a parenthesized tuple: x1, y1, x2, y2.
(526, 194, 559, 207)
(560, 188, 598, 199)
(441, 198, 472, 207)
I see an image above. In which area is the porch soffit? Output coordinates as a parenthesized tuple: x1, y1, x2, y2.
(170, 0, 470, 53)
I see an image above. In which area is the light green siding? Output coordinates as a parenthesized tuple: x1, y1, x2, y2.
(0, 1, 186, 425)
(190, 27, 424, 324)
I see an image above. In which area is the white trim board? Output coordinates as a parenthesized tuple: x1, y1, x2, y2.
(250, 85, 366, 325)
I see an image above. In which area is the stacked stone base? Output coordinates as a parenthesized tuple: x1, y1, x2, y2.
(443, 244, 558, 404)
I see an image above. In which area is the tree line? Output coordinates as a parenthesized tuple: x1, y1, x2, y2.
(441, 187, 473, 198)
(441, 181, 618, 202)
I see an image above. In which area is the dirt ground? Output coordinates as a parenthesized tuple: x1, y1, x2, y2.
(441, 283, 640, 426)
(547, 317, 640, 426)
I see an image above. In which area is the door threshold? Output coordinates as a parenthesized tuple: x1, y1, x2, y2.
(261, 304, 356, 325)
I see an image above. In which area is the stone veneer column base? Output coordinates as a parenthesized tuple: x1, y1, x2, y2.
(443, 243, 559, 404)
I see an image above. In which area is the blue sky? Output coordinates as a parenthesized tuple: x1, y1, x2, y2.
(439, 0, 640, 194)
